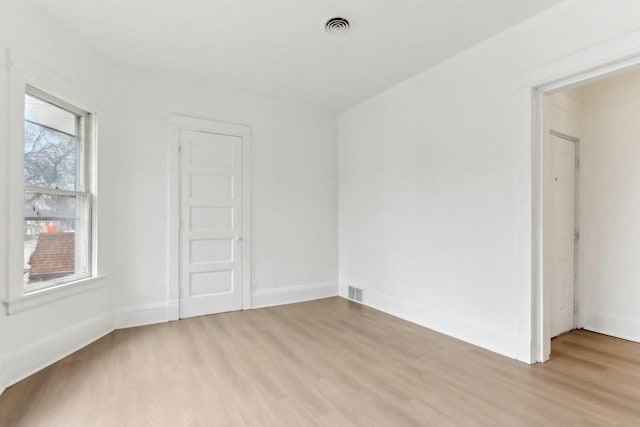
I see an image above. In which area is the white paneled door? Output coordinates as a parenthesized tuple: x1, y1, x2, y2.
(548, 133, 576, 338)
(179, 129, 243, 318)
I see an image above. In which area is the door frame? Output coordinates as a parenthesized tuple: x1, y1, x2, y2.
(530, 54, 640, 362)
(168, 114, 252, 317)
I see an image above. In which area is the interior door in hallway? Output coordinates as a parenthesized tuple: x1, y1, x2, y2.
(548, 132, 577, 338)
(179, 129, 243, 318)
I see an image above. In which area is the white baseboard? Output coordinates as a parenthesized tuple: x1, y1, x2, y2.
(0, 283, 338, 393)
(582, 311, 640, 343)
(115, 300, 179, 329)
(251, 282, 338, 309)
(0, 311, 113, 393)
(339, 285, 518, 360)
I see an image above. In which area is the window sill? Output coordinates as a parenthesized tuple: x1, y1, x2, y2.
(3, 275, 107, 315)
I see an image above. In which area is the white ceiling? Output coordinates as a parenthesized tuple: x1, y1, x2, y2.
(28, 0, 564, 112)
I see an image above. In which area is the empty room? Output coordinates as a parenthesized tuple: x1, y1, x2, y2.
(1, 0, 640, 425)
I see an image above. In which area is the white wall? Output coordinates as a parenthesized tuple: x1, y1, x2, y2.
(111, 72, 338, 319)
(1, 0, 338, 390)
(576, 70, 640, 342)
(338, 0, 640, 361)
(0, 1, 116, 389)
(4, 0, 640, 393)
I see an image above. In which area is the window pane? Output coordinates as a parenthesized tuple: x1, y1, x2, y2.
(24, 192, 78, 220)
(23, 193, 89, 287)
(25, 94, 76, 136)
(22, 88, 92, 291)
(24, 220, 78, 286)
(24, 96, 80, 191)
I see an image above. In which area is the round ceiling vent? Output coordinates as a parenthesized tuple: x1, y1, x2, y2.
(325, 17, 351, 34)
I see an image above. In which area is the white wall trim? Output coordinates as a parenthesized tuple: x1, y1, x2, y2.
(339, 285, 517, 359)
(582, 312, 640, 345)
(169, 114, 251, 137)
(0, 299, 184, 394)
(252, 282, 338, 309)
(0, 311, 113, 394)
(167, 127, 181, 314)
(0, 285, 338, 394)
(3, 276, 107, 316)
(116, 300, 179, 329)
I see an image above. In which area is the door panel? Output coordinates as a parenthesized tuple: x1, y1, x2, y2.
(190, 207, 233, 232)
(180, 129, 243, 318)
(190, 239, 233, 264)
(549, 133, 576, 338)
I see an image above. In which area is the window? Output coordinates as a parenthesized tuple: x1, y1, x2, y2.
(23, 85, 93, 291)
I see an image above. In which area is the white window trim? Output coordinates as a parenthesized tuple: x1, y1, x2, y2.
(2, 49, 106, 315)
(5, 276, 106, 315)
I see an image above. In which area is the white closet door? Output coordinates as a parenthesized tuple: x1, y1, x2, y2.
(179, 129, 243, 318)
(549, 133, 576, 338)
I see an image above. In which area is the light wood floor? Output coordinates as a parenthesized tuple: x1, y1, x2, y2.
(1, 297, 639, 426)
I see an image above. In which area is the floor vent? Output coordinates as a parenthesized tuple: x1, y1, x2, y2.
(348, 285, 363, 303)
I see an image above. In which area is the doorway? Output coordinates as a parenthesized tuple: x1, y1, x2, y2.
(537, 65, 640, 361)
(169, 115, 252, 319)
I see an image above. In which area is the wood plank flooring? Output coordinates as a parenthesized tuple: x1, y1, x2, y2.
(1, 297, 639, 426)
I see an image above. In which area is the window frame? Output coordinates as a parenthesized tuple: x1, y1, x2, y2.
(22, 85, 94, 292)
(2, 50, 106, 316)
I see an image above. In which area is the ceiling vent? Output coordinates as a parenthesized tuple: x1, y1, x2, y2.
(325, 17, 351, 34)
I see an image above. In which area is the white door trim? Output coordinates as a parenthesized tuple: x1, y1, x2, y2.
(526, 45, 640, 363)
(168, 114, 252, 316)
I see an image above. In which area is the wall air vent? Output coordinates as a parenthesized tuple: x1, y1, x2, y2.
(325, 17, 351, 34)
(348, 285, 363, 303)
